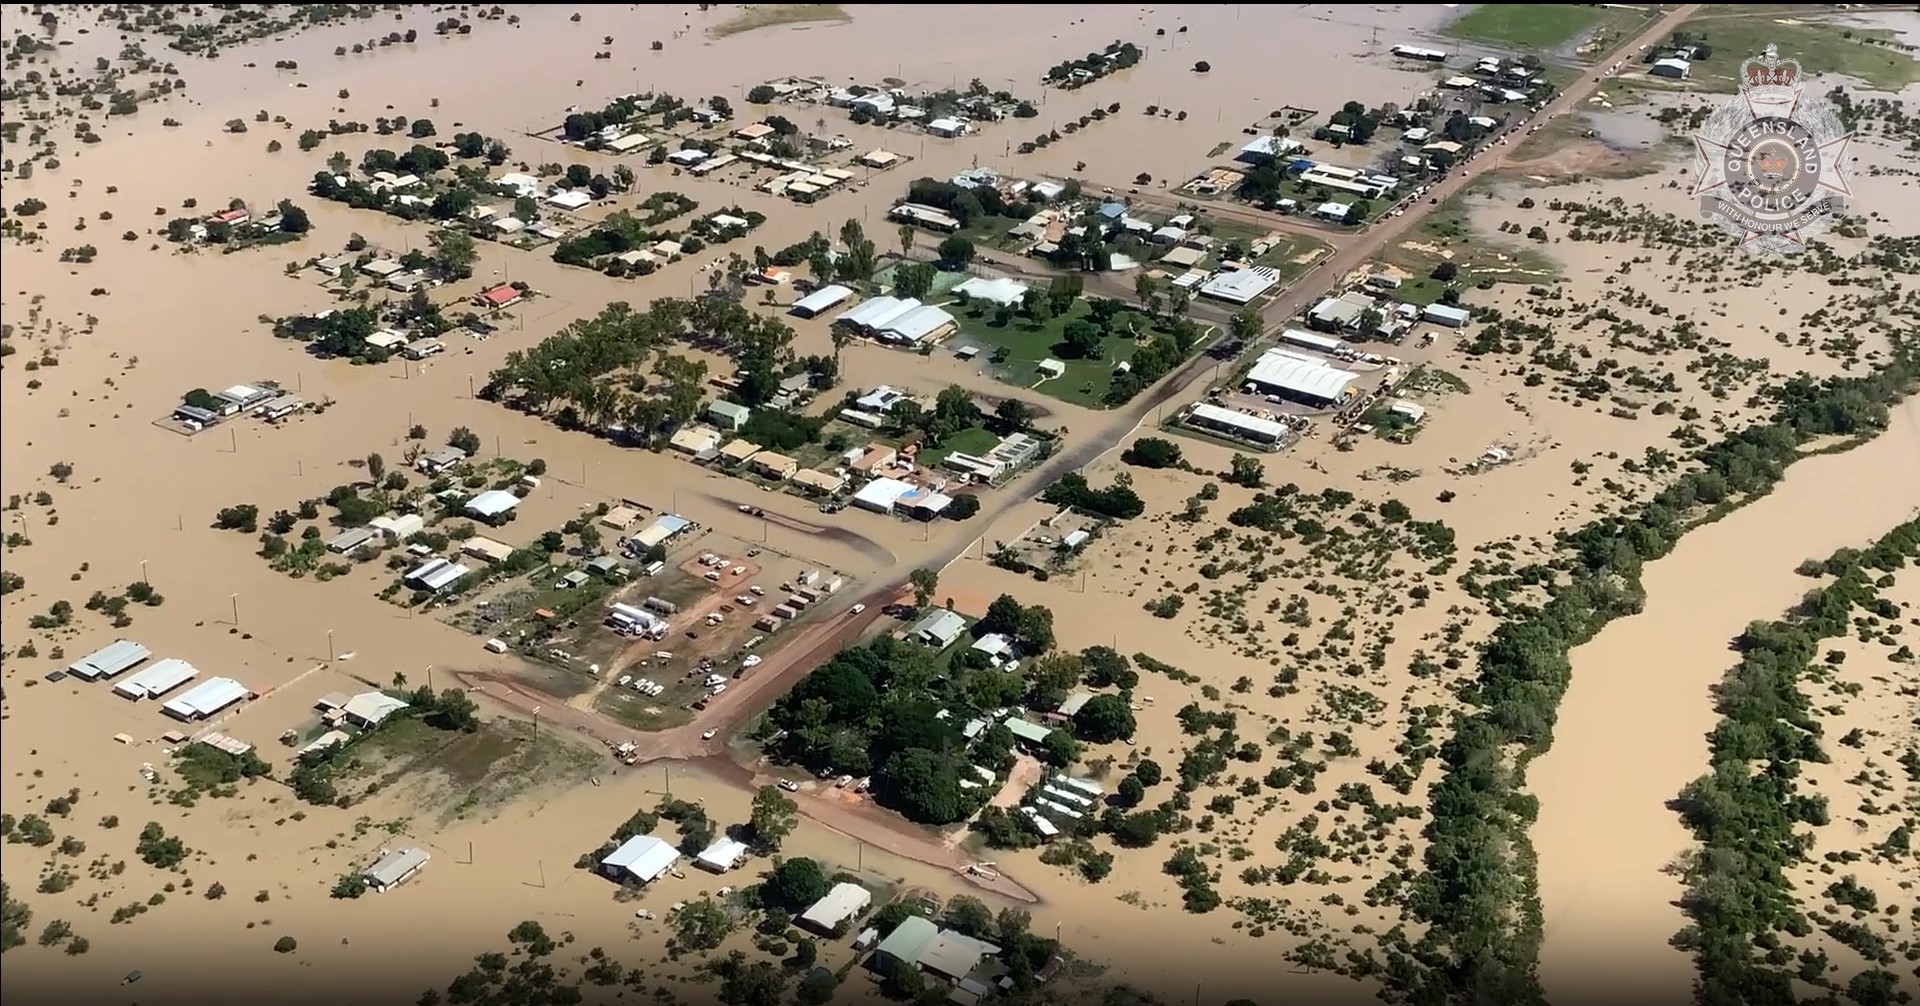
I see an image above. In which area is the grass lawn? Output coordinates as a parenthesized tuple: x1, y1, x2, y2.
(710, 3, 849, 38)
(954, 214, 1025, 250)
(914, 425, 999, 469)
(1381, 188, 1560, 304)
(1443, 4, 1610, 51)
(951, 300, 1146, 409)
(1254, 233, 1335, 280)
(1671, 12, 1920, 93)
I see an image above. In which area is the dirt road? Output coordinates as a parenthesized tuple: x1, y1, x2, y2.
(458, 4, 1700, 912)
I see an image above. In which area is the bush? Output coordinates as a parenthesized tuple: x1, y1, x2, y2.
(1121, 437, 1184, 469)
(273, 935, 298, 953)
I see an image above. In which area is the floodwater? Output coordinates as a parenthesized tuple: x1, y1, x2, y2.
(1532, 396, 1920, 1002)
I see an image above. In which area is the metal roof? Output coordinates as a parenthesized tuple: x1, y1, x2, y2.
(68, 639, 151, 680)
(363, 847, 430, 889)
(600, 835, 679, 883)
(800, 882, 872, 931)
(162, 677, 249, 720)
(465, 490, 520, 518)
(112, 658, 199, 700)
(791, 284, 854, 316)
(875, 915, 939, 963)
(1245, 350, 1361, 404)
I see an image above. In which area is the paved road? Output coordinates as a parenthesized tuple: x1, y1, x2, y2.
(464, 2, 1700, 906)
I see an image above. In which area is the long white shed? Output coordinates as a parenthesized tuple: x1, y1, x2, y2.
(112, 658, 200, 700)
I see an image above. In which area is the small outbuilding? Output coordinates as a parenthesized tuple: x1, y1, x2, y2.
(800, 882, 872, 934)
(363, 847, 431, 893)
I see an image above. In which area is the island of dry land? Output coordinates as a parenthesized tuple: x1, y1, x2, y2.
(3, 4, 1917, 1006)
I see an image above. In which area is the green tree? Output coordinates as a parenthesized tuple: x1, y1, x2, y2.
(1073, 694, 1136, 743)
(364, 453, 385, 481)
(796, 966, 837, 1004)
(747, 785, 798, 852)
(1040, 729, 1080, 767)
(672, 897, 734, 952)
(908, 568, 939, 609)
(429, 228, 477, 279)
(1224, 453, 1265, 488)
(936, 234, 975, 266)
(760, 856, 829, 912)
(939, 895, 995, 939)
(276, 199, 311, 234)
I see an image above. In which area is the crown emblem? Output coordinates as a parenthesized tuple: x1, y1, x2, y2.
(1740, 44, 1801, 102)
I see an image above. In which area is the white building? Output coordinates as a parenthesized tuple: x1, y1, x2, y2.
(1198, 267, 1281, 305)
(694, 837, 749, 873)
(68, 639, 152, 680)
(1186, 402, 1290, 447)
(545, 189, 593, 210)
(162, 677, 251, 721)
(800, 882, 873, 933)
(600, 834, 681, 885)
(953, 276, 1029, 307)
(1244, 349, 1362, 408)
(111, 658, 199, 701)
(1423, 303, 1471, 327)
(342, 691, 410, 729)
(853, 477, 913, 514)
(1650, 57, 1690, 79)
(363, 847, 430, 892)
(403, 557, 472, 593)
(790, 284, 854, 318)
(465, 490, 521, 520)
(926, 117, 969, 138)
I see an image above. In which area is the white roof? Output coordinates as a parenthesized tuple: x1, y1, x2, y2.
(364, 846, 430, 887)
(1198, 267, 1281, 304)
(1056, 690, 1094, 716)
(545, 189, 592, 209)
(694, 837, 749, 872)
(1020, 806, 1062, 836)
(162, 677, 249, 720)
(800, 882, 873, 930)
(791, 284, 854, 316)
(839, 296, 918, 330)
(954, 276, 1030, 307)
(496, 172, 541, 195)
(1279, 328, 1347, 353)
(1390, 400, 1428, 422)
(928, 117, 965, 131)
(371, 513, 425, 538)
(343, 691, 410, 726)
(668, 148, 709, 164)
(853, 476, 913, 510)
(879, 305, 955, 343)
(1245, 350, 1361, 404)
(1190, 402, 1291, 442)
(466, 490, 520, 517)
(112, 658, 199, 700)
(1239, 135, 1303, 159)
(601, 834, 680, 882)
(405, 557, 473, 591)
(1424, 303, 1471, 323)
(69, 639, 151, 679)
(492, 217, 527, 233)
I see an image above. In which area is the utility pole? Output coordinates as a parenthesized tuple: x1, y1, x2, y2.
(230, 593, 240, 627)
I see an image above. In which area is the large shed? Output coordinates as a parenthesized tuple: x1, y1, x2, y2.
(68, 639, 152, 680)
(162, 677, 251, 721)
(112, 658, 200, 701)
(599, 835, 680, 885)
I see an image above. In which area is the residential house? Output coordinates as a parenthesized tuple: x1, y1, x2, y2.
(708, 400, 752, 431)
(911, 608, 968, 648)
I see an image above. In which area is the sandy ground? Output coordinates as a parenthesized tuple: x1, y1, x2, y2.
(4, 3, 1918, 1006)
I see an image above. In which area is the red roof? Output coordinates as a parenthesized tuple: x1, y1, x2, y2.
(480, 284, 519, 306)
(211, 209, 249, 223)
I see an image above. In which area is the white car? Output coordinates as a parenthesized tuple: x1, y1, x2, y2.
(701, 728, 718, 740)
(741, 655, 762, 669)
(850, 603, 866, 615)
(777, 779, 800, 792)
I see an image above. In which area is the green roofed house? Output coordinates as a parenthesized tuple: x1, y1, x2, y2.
(871, 915, 939, 976)
(708, 400, 752, 431)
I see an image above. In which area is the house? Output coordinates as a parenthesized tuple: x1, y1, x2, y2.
(326, 527, 378, 554)
(1313, 201, 1353, 223)
(1199, 267, 1282, 305)
(791, 284, 855, 318)
(495, 172, 541, 196)
(1244, 348, 1361, 408)
(586, 555, 625, 579)
(859, 149, 900, 169)
(668, 148, 710, 166)
(369, 513, 425, 542)
(1390, 44, 1448, 62)
(889, 203, 961, 232)
(732, 122, 777, 142)
(1036, 358, 1066, 379)
(216, 384, 276, 412)
(600, 506, 641, 530)
(669, 426, 721, 455)
(1236, 135, 1304, 164)
(1650, 57, 1690, 79)
(1390, 400, 1428, 424)
(209, 207, 251, 226)
(162, 677, 251, 721)
(603, 132, 650, 153)
(1309, 292, 1373, 331)
(1423, 303, 1471, 328)
(911, 608, 968, 648)
(545, 189, 593, 211)
(68, 639, 152, 680)
(751, 452, 800, 480)
(800, 882, 872, 934)
(342, 691, 410, 729)
(719, 439, 763, 466)
(943, 432, 1042, 484)
(600, 834, 680, 885)
(694, 837, 750, 873)
(708, 400, 752, 431)
(417, 446, 468, 474)
(466, 490, 521, 521)
(404, 557, 472, 592)
(792, 468, 847, 495)
(360, 259, 405, 280)
(853, 476, 912, 514)
(476, 283, 523, 309)
(1159, 245, 1205, 269)
(971, 633, 1015, 660)
(362, 847, 430, 893)
(1402, 127, 1431, 145)
(918, 931, 1001, 984)
(461, 537, 516, 563)
(927, 117, 969, 138)
(872, 916, 940, 976)
(953, 276, 1029, 307)
(312, 253, 354, 276)
(850, 444, 897, 474)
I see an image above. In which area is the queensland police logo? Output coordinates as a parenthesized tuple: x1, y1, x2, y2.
(1690, 44, 1853, 257)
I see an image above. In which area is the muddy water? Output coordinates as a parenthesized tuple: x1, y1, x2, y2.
(1533, 395, 1920, 1003)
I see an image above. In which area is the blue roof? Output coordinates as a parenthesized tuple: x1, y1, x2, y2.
(1288, 158, 1315, 173)
(1097, 202, 1126, 219)
(654, 513, 692, 535)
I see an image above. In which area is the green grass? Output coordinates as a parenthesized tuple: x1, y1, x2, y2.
(954, 214, 1025, 250)
(1254, 234, 1334, 280)
(1670, 13, 1920, 93)
(710, 3, 849, 38)
(914, 425, 999, 470)
(1443, 4, 1609, 50)
(951, 300, 1146, 409)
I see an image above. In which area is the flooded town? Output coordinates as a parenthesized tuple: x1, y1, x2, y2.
(2, 4, 1917, 1006)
